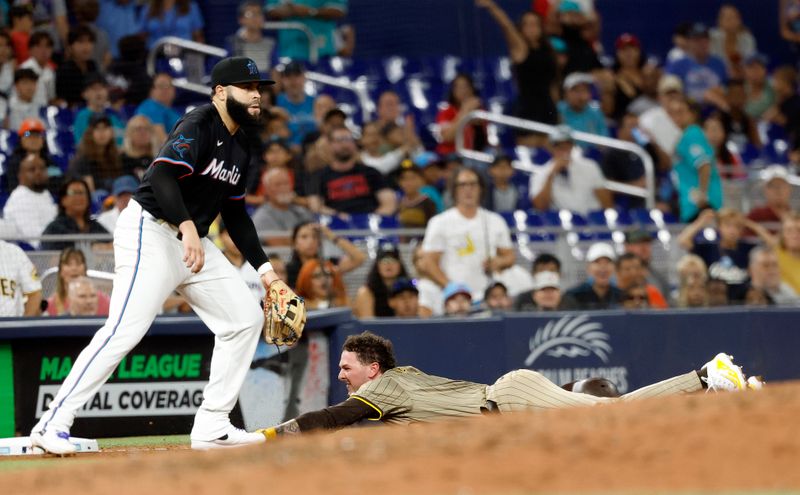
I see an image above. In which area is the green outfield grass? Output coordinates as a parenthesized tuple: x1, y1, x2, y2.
(0, 435, 189, 472)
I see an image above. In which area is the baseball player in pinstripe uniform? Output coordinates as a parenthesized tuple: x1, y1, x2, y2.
(31, 57, 285, 454)
(259, 331, 760, 438)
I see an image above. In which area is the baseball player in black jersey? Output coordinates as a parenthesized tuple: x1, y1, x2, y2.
(32, 57, 284, 454)
(259, 332, 761, 439)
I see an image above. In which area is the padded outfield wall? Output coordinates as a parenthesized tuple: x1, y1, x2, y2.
(1, 307, 797, 438)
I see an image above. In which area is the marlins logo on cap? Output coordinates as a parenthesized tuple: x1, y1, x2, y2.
(211, 56, 275, 88)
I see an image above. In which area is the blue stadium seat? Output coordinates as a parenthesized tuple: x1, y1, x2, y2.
(524, 210, 556, 241)
(42, 106, 75, 131)
(499, 211, 517, 228)
(324, 215, 351, 231)
(378, 215, 399, 230)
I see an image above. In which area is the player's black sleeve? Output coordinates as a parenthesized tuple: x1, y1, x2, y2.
(294, 397, 377, 431)
(220, 199, 269, 270)
(149, 164, 192, 226)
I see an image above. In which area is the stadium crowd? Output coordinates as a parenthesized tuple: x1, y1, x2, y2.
(0, 0, 799, 319)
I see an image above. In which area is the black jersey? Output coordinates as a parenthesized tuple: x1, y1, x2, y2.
(135, 104, 251, 237)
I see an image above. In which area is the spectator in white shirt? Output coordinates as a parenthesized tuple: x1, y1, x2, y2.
(529, 125, 612, 214)
(96, 175, 139, 233)
(420, 167, 515, 302)
(6, 68, 44, 131)
(2, 153, 57, 247)
(639, 74, 685, 155)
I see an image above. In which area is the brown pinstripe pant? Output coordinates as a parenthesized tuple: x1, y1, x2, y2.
(486, 369, 703, 412)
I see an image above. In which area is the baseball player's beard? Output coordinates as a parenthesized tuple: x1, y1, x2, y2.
(226, 96, 260, 129)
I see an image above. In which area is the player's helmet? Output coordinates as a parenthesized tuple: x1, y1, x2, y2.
(562, 378, 621, 398)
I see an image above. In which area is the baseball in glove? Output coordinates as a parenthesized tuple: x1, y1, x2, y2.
(263, 279, 307, 346)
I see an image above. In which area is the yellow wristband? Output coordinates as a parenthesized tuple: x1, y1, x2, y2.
(258, 427, 277, 440)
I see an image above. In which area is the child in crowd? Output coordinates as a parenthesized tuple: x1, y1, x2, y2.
(397, 160, 437, 231)
(678, 208, 763, 302)
(485, 155, 526, 213)
(6, 68, 42, 131)
(72, 75, 125, 145)
(557, 72, 609, 140)
(483, 281, 513, 312)
(442, 281, 473, 317)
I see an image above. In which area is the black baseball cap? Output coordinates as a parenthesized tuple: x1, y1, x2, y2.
(210, 56, 275, 88)
(377, 242, 400, 260)
(688, 22, 710, 38)
(282, 60, 305, 76)
(390, 278, 418, 297)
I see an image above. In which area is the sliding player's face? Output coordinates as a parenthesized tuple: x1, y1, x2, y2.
(338, 350, 374, 395)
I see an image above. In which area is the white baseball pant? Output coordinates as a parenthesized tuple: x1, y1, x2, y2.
(33, 200, 264, 441)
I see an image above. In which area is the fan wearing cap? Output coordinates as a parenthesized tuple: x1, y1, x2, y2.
(515, 270, 563, 312)
(665, 22, 727, 104)
(603, 33, 647, 123)
(352, 243, 411, 318)
(30, 57, 289, 454)
(557, 72, 609, 140)
(562, 242, 624, 310)
(3, 118, 57, 194)
(639, 74, 684, 155)
(96, 175, 139, 233)
(442, 281, 474, 317)
(529, 125, 613, 214)
(745, 165, 793, 236)
(743, 53, 774, 120)
(275, 61, 317, 146)
(387, 277, 420, 318)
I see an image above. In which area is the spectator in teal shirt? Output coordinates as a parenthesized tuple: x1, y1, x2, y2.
(73, 75, 125, 146)
(276, 61, 316, 146)
(557, 72, 609, 141)
(134, 72, 181, 140)
(265, 0, 347, 61)
(668, 98, 723, 222)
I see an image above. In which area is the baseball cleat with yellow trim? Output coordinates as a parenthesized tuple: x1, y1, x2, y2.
(703, 353, 747, 392)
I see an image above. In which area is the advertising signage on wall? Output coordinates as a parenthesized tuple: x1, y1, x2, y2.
(13, 336, 221, 437)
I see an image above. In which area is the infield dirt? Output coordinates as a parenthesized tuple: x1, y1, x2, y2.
(2, 381, 800, 494)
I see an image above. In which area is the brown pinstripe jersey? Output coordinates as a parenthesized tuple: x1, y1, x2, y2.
(351, 366, 488, 424)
